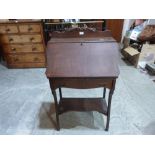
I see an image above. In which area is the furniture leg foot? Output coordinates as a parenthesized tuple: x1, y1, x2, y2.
(103, 87, 106, 99)
(105, 116, 110, 131)
(52, 90, 60, 131)
(105, 89, 113, 131)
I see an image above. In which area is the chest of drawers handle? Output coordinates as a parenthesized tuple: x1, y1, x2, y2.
(32, 47, 37, 51)
(6, 28, 10, 32)
(28, 27, 33, 31)
(11, 47, 16, 51)
(14, 58, 19, 62)
(34, 57, 39, 61)
(30, 37, 34, 41)
(9, 38, 14, 42)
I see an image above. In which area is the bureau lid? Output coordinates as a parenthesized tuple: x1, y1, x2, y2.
(46, 29, 120, 78)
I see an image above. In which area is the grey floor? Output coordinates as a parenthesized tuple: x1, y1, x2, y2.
(0, 55, 155, 135)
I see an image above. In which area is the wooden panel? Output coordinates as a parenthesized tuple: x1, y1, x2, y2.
(50, 29, 112, 38)
(3, 44, 44, 53)
(6, 53, 45, 63)
(59, 98, 107, 115)
(1, 34, 42, 43)
(19, 24, 41, 33)
(106, 19, 124, 42)
(0, 25, 18, 34)
(46, 41, 119, 78)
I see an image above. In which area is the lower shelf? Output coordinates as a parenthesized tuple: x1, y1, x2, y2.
(58, 97, 107, 115)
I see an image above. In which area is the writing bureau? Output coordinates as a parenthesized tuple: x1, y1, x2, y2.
(46, 29, 120, 131)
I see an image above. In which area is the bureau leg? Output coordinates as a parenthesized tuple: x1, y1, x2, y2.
(52, 90, 60, 131)
(105, 90, 113, 131)
(103, 87, 106, 99)
(105, 80, 116, 131)
(59, 87, 62, 100)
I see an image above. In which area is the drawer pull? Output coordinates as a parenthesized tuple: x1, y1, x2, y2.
(14, 58, 19, 62)
(34, 57, 39, 61)
(9, 38, 13, 42)
(28, 27, 33, 31)
(6, 28, 10, 32)
(30, 37, 34, 41)
(11, 48, 16, 51)
(32, 47, 37, 51)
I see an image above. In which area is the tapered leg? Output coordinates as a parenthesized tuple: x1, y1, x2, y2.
(59, 87, 62, 100)
(52, 90, 60, 131)
(103, 87, 106, 98)
(105, 90, 113, 131)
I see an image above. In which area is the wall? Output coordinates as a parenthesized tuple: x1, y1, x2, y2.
(148, 19, 155, 25)
(121, 19, 134, 42)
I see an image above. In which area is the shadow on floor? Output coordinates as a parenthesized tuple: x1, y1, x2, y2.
(38, 102, 102, 130)
(38, 102, 56, 130)
(142, 121, 155, 135)
(121, 57, 134, 66)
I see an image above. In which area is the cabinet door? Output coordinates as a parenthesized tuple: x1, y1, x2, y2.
(106, 19, 124, 42)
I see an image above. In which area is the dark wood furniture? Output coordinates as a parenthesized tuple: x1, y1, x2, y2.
(46, 29, 120, 131)
(106, 19, 124, 42)
(0, 20, 45, 68)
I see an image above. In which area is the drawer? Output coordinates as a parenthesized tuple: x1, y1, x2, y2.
(19, 24, 41, 33)
(0, 25, 18, 34)
(0, 34, 42, 43)
(3, 44, 44, 53)
(6, 53, 45, 63)
(49, 78, 113, 90)
(7, 62, 45, 68)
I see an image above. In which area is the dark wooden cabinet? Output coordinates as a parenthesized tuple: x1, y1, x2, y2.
(106, 19, 124, 42)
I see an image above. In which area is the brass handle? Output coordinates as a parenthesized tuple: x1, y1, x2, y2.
(14, 58, 19, 62)
(11, 47, 16, 51)
(28, 27, 33, 31)
(30, 37, 34, 41)
(32, 47, 37, 51)
(6, 28, 10, 32)
(9, 38, 13, 42)
(34, 57, 39, 61)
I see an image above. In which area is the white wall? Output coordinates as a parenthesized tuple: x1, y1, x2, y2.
(121, 19, 134, 42)
(148, 19, 155, 25)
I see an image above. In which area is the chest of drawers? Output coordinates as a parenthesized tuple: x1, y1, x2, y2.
(0, 21, 45, 68)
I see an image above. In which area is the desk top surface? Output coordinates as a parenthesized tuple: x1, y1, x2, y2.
(46, 30, 120, 78)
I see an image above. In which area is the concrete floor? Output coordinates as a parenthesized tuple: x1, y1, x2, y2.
(0, 55, 155, 135)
